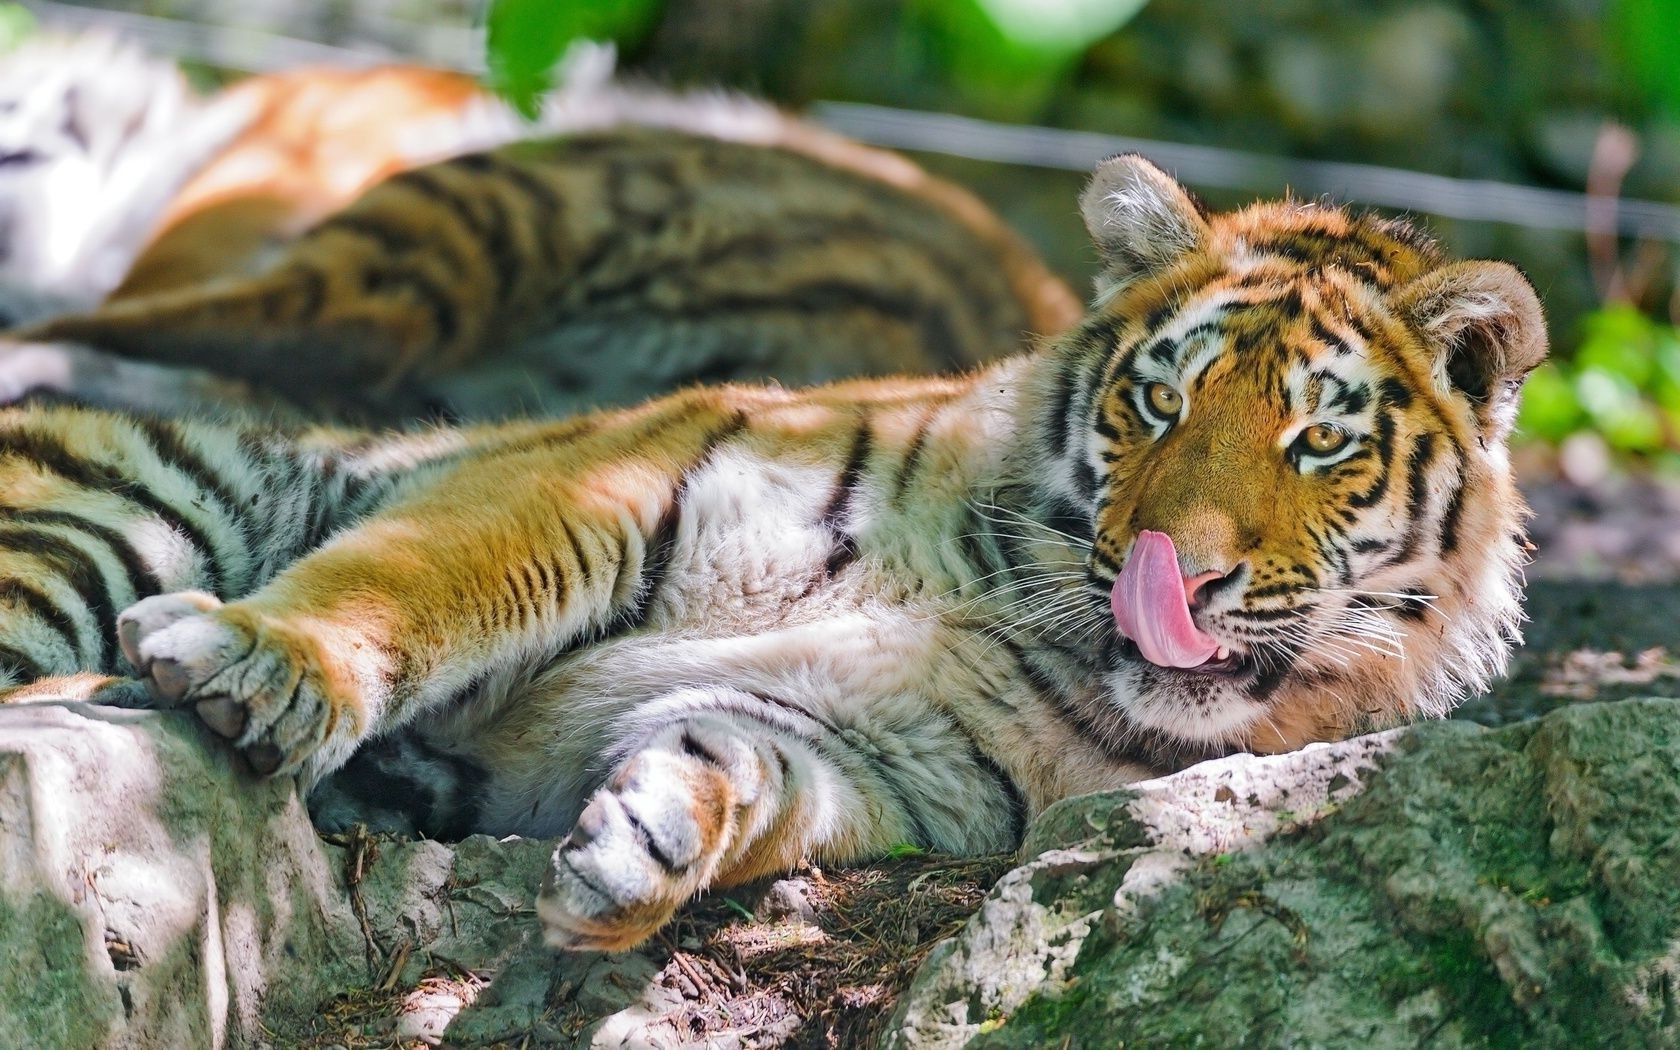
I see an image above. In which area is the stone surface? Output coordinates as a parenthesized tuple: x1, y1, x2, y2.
(5, 617, 1680, 1046)
(0, 702, 708, 1049)
(885, 698, 1680, 1049)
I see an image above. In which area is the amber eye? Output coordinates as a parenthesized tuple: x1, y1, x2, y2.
(1299, 423, 1350, 456)
(1144, 382, 1183, 419)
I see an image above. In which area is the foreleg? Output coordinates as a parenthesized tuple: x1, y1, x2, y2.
(538, 691, 902, 951)
(115, 398, 747, 782)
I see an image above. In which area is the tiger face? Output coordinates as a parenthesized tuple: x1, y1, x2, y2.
(1034, 155, 1545, 755)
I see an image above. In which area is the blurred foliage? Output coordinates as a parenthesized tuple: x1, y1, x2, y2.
(0, 3, 34, 51)
(907, 0, 1149, 118)
(1609, 0, 1680, 116)
(486, 0, 661, 117)
(1520, 306, 1680, 456)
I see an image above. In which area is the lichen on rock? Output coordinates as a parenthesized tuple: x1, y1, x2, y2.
(886, 698, 1680, 1049)
(5, 693, 1679, 1047)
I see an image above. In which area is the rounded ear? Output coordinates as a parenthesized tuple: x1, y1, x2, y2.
(1079, 154, 1211, 296)
(1393, 260, 1548, 437)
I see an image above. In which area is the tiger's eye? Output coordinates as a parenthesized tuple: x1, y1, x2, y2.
(1302, 423, 1349, 455)
(1146, 383, 1183, 417)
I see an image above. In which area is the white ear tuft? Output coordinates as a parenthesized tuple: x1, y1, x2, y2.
(1394, 260, 1547, 436)
(1079, 154, 1210, 295)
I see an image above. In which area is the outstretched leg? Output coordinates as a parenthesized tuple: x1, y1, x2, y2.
(113, 394, 749, 783)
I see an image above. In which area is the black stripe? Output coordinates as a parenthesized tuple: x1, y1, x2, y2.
(819, 417, 872, 579)
(391, 168, 486, 235)
(0, 578, 81, 655)
(0, 507, 163, 602)
(559, 516, 594, 582)
(322, 212, 427, 255)
(1348, 412, 1398, 509)
(1246, 653, 1296, 704)
(680, 730, 725, 768)
(359, 264, 461, 350)
(263, 262, 327, 323)
(971, 746, 1027, 846)
(0, 526, 115, 668)
(132, 418, 243, 514)
(1228, 604, 1315, 622)
(956, 505, 1008, 584)
(1389, 433, 1438, 565)
(1436, 446, 1468, 554)
(1378, 378, 1413, 410)
(0, 429, 226, 595)
(893, 408, 937, 503)
(0, 643, 44, 681)
(600, 414, 749, 636)
(621, 808, 681, 873)
(1042, 363, 1080, 460)
(471, 183, 520, 306)
(1395, 590, 1433, 621)
(460, 150, 568, 279)
(1091, 410, 1125, 444)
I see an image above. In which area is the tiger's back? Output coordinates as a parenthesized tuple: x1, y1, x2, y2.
(4, 57, 1080, 424)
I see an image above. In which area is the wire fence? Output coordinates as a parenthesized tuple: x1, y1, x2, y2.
(22, 0, 1680, 245)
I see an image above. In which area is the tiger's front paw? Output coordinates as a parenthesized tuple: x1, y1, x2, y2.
(538, 734, 743, 952)
(117, 592, 360, 776)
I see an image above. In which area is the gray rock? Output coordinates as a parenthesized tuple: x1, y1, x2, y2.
(0, 701, 692, 1048)
(885, 698, 1680, 1048)
(7, 688, 1680, 1046)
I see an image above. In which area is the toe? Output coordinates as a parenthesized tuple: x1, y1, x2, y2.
(245, 743, 284, 777)
(195, 696, 247, 738)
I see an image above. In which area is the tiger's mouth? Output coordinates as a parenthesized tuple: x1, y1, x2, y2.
(1113, 635, 1250, 677)
(1111, 531, 1248, 674)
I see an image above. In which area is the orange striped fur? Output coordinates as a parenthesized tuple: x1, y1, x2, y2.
(0, 149, 1543, 950)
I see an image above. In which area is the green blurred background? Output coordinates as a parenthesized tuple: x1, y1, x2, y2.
(14, 0, 1680, 464)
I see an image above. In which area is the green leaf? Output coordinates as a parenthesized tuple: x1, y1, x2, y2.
(1576, 303, 1660, 390)
(1576, 366, 1665, 452)
(907, 0, 1151, 120)
(485, 0, 663, 118)
(0, 4, 37, 52)
(884, 842, 928, 859)
(1610, 0, 1680, 115)
(1516, 363, 1585, 443)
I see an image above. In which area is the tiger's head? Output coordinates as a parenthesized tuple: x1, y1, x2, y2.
(1024, 154, 1545, 758)
(0, 34, 251, 325)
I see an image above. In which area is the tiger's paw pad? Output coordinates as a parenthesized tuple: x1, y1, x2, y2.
(116, 593, 337, 776)
(537, 749, 721, 952)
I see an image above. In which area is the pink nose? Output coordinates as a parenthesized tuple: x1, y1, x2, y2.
(1183, 570, 1227, 609)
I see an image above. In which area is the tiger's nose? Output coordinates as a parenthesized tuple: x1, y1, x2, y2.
(1185, 564, 1244, 610)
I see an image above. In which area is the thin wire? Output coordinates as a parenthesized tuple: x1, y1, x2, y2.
(26, 3, 1677, 242)
(813, 101, 1680, 243)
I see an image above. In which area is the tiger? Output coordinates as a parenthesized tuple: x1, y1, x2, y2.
(0, 152, 1545, 952)
(0, 38, 1078, 423)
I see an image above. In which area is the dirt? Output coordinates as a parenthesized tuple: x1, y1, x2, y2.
(295, 854, 1013, 1049)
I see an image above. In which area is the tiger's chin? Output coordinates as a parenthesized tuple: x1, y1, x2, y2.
(1101, 647, 1274, 749)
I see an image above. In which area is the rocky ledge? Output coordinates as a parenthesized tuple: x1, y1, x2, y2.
(2, 592, 1678, 1047)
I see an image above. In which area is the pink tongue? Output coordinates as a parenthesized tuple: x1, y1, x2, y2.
(1111, 531, 1221, 669)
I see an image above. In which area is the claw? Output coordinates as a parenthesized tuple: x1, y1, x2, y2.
(245, 743, 284, 777)
(117, 618, 146, 671)
(195, 696, 247, 739)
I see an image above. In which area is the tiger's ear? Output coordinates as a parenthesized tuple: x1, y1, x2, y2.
(1395, 260, 1548, 437)
(1079, 154, 1211, 296)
